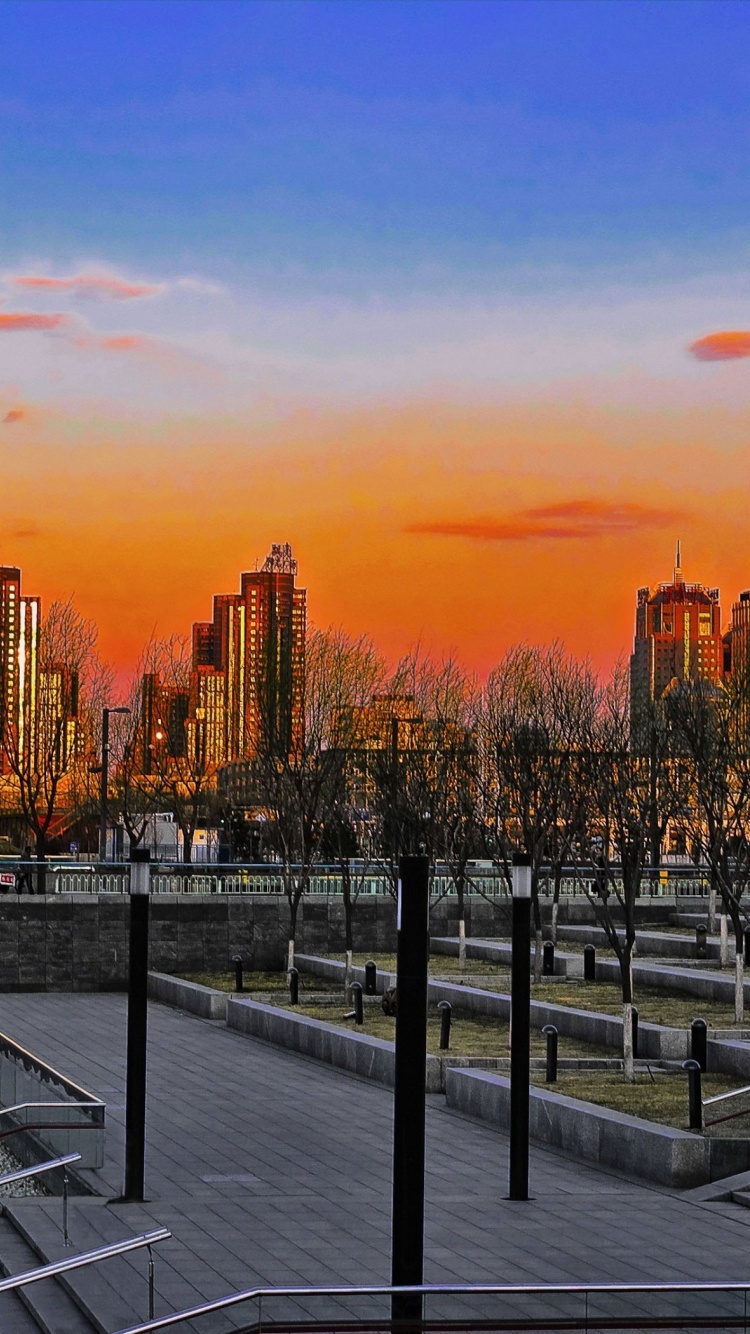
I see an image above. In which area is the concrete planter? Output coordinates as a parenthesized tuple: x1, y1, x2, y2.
(445, 1067, 750, 1188)
(148, 971, 228, 1020)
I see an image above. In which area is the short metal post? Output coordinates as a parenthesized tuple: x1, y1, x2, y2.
(62, 1171, 70, 1247)
(509, 852, 532, 1202)
(632, 1005, 639, 1060)
(542, 941, 555, 976)
(351, 982, 364, 1025)
(438, 1000, 452, 1050)
(691, 1017, 708, 1071)
(683, 1059, 703, 1130)
(391, 854, 429, 1328)
(124, 849, 150, 1202)
(695, 925, 708, 960)
(148, 1244, 155, 1320)
(541, 1024, 558, 1082)
(583, 944, 596, 982)
(289, 967, 299, 1005)
(231, 954, 244, 992)
(365, 960, 377, 995)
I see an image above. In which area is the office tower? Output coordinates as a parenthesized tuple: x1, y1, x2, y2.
(727, 590, 750, 682)
(630, 543, 724, 723)
(0, 566, 40, 771)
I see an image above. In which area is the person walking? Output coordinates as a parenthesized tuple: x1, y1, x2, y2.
(16, 846, 33, 894)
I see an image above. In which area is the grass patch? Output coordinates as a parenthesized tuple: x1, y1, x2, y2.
(530, 978, 742, 1029)
(531, 1068, 748, 1136)
(179, 970, 304, 994)
(282, 1002, 613, 1060)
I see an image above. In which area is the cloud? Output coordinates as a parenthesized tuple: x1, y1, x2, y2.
(8, 525, 38, 540)
(98, 334, 150, 351)
(0, 312, 68, 331)
(2, 408, 24, 423)
(406, 497, 683, 543)
(13, 273, 160, 300)
(688, 331, 750, 361)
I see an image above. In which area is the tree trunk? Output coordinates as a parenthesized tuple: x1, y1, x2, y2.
(287, 938, 295, 975)
(708, 881, 717, 934)
(736, 952, 745, 1025)
(345, 949, 353, 1003)
(622, 1002, 634, 1082)
(34, 829, 46, 896)
(720, 914, 729, 968)
(551, 865, 562, 944)
(457, 873, 466, 970)
(533, 929, 543, 983)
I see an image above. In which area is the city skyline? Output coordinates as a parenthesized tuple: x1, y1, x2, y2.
(2, 3, 750, 678)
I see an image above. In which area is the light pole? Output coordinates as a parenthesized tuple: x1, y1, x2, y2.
(509, 851, 532, 1201)
(99, 707, 130, 863)
(123, 847, 150, 1201)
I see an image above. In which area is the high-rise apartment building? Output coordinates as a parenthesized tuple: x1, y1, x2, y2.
(0, 566, 40, 771)
(630, 545, 725, 722)
(175, 542, 306, 769)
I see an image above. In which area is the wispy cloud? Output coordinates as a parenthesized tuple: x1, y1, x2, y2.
(98, 334, 151, 351)
(406, 498, 683, 543)
(2, 408, 25, 423)
(0, 312, 68, 331)
(13, 273, 161, 300)
(688, 331, 750, 361)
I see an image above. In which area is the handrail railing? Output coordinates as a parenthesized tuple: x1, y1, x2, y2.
(703, 1079, 750, 1127)
(112, 1278, 750, 1334)
(0, 1150, 80, 1187)
(0, 1227, 170, 1295)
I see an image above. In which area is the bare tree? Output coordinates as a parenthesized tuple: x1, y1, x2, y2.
(665, 675, 750, 1021)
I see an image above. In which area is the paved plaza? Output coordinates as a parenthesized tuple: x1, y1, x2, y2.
(0, 994, 749, 1330)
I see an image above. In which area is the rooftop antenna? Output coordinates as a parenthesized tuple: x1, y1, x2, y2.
(674, 538, 684, 586)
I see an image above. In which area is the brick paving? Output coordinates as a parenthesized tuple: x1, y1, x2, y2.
(0, 994, 749, 1331)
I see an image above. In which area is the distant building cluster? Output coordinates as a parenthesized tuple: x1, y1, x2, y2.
(630, 542, 750, 718)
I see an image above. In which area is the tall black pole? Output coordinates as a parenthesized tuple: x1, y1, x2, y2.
(509, 851, 532, 1201)
(124, 848, 150, 1201)
(99, 708, 110, 864)
(391, 853, 429, 1328)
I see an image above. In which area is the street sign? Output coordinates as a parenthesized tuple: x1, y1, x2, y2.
(0, 873, 16, 889)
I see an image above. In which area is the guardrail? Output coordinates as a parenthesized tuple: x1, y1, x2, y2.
(0, 1030, 105, 1168)
(0, 1227, 170, 1321)
(0, 859, 721, 898)
(112, 1278, 750, 1334)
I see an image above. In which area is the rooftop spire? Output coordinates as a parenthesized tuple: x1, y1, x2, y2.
(674, 538, 684, 586)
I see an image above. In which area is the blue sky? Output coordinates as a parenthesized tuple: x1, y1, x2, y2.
(2, 0, 749, 294)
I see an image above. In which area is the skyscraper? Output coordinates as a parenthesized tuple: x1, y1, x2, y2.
(189, 542, 306, 765)
(0, 566, 40, 772)
(630, 544, 724, 721)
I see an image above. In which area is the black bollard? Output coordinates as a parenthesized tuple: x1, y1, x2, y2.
(744, 928, 750, 968)
(695, 925, 708, 960)
(683, 1059, 703, 1130)
(542, 941, 555, 976)
(231, 954, 244, 992)
(583, 943, 596, 982)
(632, 1006, 639, 1060)
(289, 967, 299, 1005)
(691, 1017, 708, 1071)
(351, 982, 364, 1025)
(438, 1000, 452, 1051)
(365, 959, 377, 995)
(541, 1024, 558, 1082)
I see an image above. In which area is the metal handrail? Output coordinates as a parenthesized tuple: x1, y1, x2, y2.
(0, 1227, 170, 1294)
(703, 1081, 750, 1108)
(113, 1278, 750, 1334)
(0, 1151, 80, 1187)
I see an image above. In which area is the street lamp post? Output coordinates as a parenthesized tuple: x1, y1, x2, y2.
(99, 707, 130, 863)
(509, 851, 532, 1201)
(123, 847, 150, 1201)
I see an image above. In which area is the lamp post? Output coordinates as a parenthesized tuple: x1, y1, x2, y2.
(99, 707, 130, 863)
(123, 848, 150, 1201)
(509, 851, 532, 1201)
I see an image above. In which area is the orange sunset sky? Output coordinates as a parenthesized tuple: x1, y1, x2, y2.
(3, 1, 750, 689)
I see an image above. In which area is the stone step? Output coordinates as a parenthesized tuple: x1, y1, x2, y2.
(0, 1210, 96, 1332)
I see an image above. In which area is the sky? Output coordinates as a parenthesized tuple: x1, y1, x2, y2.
(2, 0, 750, 683)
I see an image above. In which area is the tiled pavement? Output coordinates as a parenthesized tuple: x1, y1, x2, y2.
(0, 994, 749, 1331)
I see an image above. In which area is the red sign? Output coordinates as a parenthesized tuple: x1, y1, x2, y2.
(0, 873, 16, 887)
